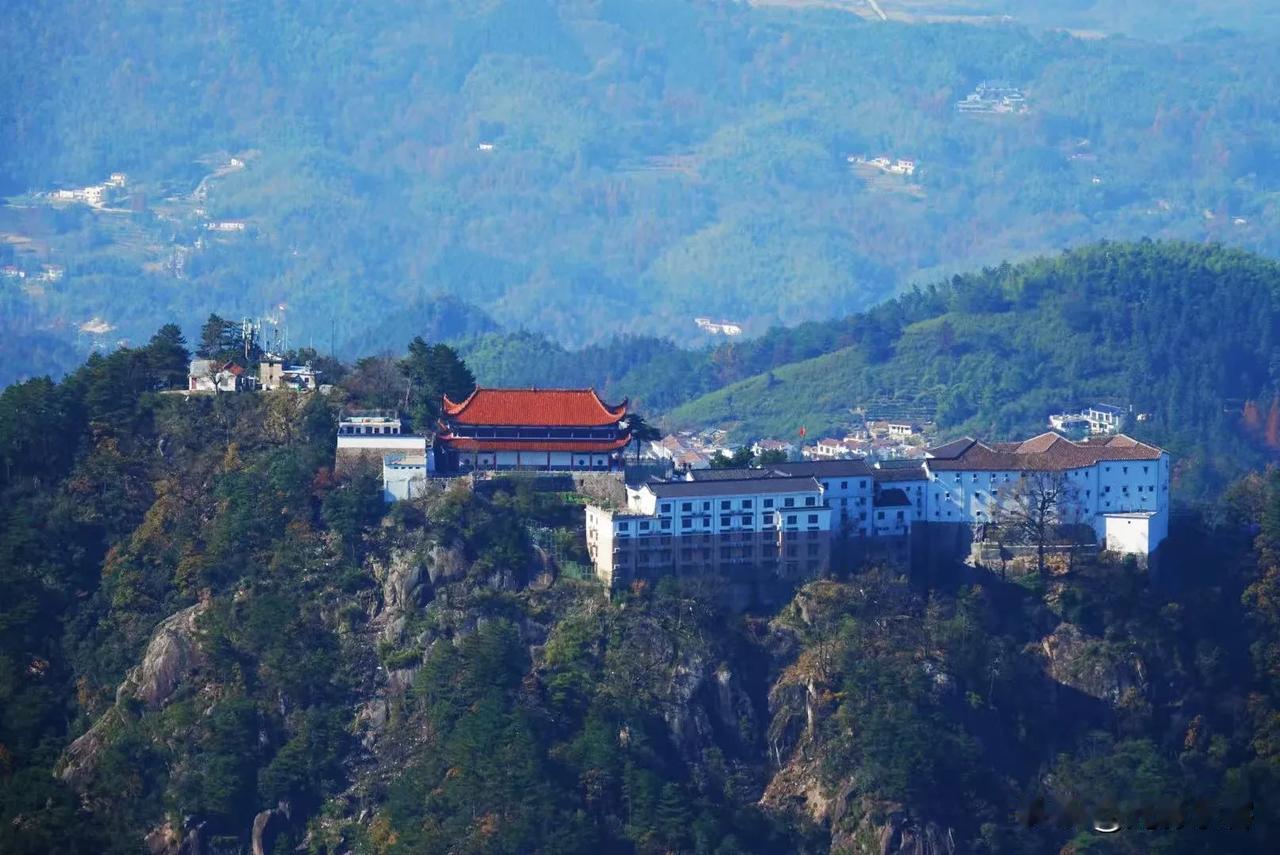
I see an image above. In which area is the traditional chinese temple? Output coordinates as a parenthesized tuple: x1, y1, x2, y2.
(434, 388, 632, 472)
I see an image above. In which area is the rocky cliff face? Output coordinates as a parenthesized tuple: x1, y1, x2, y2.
(1036, 622, 1149, 707)
(758, 582, 961, 855)
(58, 599, 210, 789)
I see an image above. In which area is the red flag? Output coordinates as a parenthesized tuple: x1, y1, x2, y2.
(798, 426, 806, 437)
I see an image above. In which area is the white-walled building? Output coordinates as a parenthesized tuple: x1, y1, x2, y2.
(260, 360, 322, 391)
(752, 439, 795, 458)
(585, 476, 833, 590)
(339, 410, 404, 437)
(589, 433, 1170, 588)
(336, 409, 428, 477)
(382, 452, 431, 502)
(187, 359, 251, 393)
(922, 433, 1169, 555)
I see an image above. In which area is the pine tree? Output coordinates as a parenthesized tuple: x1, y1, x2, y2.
(401, 337, 476, 432)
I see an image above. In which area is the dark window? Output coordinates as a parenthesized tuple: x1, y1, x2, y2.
(660, 503, 671, 514)
(808, 514, 818, 524)
(742, 499, 753, 509)
(721, 500, 730, 510)
(784, 498, 795, 508)
(720, 515, 731, 526)
(787, 515, 797, 525)
(682, 519, 692, 529)
(681, 502, 692, 512)
(763, 498, 774, 508)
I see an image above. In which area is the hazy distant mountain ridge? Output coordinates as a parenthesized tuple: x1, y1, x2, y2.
(3, 0, 1280, 378)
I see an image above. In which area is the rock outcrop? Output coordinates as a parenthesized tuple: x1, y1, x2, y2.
(849, 803, 957, 855)
(127, 602, 208, 708)
(1037, 622, 1148, 707)
(250, 801, 291, 855)
(375, 549, 431, 615)
(58, 600, 209, 788)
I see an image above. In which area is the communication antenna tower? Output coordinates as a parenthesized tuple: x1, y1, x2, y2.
(240, 317, 261, 359)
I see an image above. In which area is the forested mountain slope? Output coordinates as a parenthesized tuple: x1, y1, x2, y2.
(458, 241, 1280, 498)
(3, 331, 1280, 853)
(5, 1, 1280, 381)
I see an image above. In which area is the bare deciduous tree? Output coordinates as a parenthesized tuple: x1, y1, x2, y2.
(988, 470, 1083, 577)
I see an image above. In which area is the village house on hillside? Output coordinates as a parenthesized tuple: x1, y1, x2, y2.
(187, 359, 252, 393)
(259, 358, 321, 391)
(1048, 403, 1128, 436)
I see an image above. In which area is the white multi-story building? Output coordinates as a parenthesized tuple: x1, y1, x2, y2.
(585, 476, 833, 590)
(921, 433, 1169, 555)
(584, 432, 1170, 591)
(335, 409, 427, 476)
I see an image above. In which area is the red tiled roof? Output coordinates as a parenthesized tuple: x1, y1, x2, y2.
(436, 436, 630, 453)
(441, 388, 627, 427)
(926, 432, 1164, 472)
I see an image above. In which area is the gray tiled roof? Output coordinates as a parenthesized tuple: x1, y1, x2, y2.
(639, 476, 823, 498)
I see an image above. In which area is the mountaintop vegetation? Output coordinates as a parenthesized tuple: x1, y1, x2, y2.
(2, 316, 1280, 853)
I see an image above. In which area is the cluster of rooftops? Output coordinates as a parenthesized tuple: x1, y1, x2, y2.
(636, 432, 1164, 492)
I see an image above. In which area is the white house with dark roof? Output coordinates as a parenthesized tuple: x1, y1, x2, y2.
(921, 433, 1169, 555)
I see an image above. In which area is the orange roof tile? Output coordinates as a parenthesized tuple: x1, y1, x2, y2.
(441, 388, 627, 427)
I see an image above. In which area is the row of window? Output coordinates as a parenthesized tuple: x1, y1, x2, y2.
(819, 479, 870, 492)
(621, 554, 824, 573)
(945, 464, 1157, 484)
(452, 427, 621, 439)
(338, 425, 401, 435)
(619, 511, 824, 534)
(659, 495, 820, 515)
